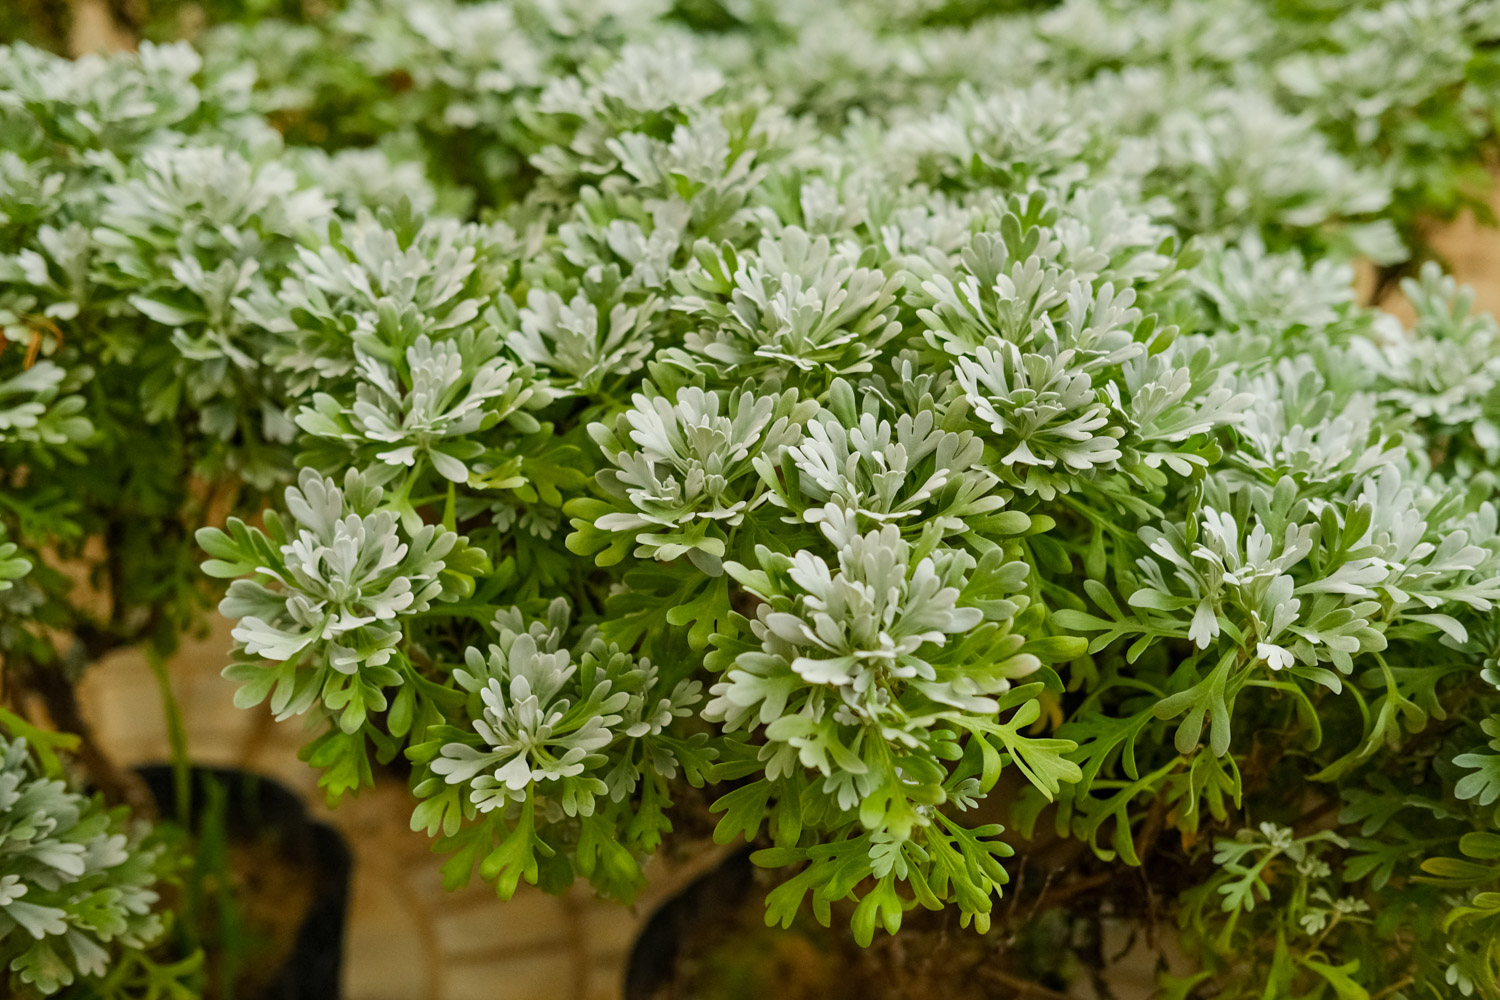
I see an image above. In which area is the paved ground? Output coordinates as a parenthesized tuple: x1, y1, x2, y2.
(1369, 201, 1500, 321)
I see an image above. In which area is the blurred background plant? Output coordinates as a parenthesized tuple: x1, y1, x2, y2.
(0, 22, 400, 997)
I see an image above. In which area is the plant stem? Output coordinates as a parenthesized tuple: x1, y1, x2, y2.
(1028, 870, 1115, 914)
(976, 965, 1073, 1000)
(147, 648, 192, 827)
(1370, 974, 1416, 1000)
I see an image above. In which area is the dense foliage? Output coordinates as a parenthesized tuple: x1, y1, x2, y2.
(0, 720, 191, 998)
(4, 0, 1500, 997)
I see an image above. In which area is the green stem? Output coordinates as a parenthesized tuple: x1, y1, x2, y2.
(147, 648, 192, 828)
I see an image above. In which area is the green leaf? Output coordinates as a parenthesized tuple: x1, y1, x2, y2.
(1462, 832, 1500, 861)
(1154, 652, 1235, 756)
(664, 572, 734, 650)
(982, 701, 1082, 801)
(480, 797, 551, 898)
(711, 780, 774, 845)
(1297, 958, 1369, 1000)
(300, 728, 375, 805)
(1454, 750, 1500, 806)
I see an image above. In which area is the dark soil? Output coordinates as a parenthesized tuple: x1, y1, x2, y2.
(205, 829, 322, 1000)
(140, 765, 348, 1000)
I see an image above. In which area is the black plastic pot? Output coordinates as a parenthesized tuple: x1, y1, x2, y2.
(138, 765, 352, 1000)
(623, 847, 756, 1000)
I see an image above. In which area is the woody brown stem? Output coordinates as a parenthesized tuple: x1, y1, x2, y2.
(975, 965, 1073, 1000)
(31, 664, 156, 819)
(1026, 870, 1115, 915)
